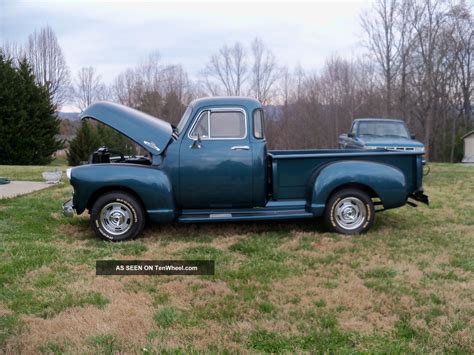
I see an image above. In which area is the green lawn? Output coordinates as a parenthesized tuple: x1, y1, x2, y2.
(0, 163, 473, 353)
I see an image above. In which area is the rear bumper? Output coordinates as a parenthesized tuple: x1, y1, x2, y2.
(63, 199, 75, 217)
(409, 191, 429, 205)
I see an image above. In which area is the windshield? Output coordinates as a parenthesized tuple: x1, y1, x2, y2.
(357, 121, 410, 138)
(176, 105, 192, 135)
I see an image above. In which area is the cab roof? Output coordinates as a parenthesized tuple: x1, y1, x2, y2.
(189, 97, 262, 111)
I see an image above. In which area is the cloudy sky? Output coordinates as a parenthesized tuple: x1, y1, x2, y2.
(1, 0, 372, 108)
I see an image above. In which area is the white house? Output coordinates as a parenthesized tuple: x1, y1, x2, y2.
(462, 130, 474, 163)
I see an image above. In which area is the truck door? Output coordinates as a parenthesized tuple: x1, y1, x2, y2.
(179, 108, 253, 208)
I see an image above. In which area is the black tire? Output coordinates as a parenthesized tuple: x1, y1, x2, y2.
(90, 191, 145, 242)
(324, 188, 375, 235)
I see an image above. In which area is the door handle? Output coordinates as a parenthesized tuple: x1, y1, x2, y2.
(231, 146, 250, 151)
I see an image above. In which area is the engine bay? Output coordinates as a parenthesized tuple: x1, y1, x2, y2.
(89, 147, 151, 166)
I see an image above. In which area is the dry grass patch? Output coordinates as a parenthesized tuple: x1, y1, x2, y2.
(156, 278, 232, 309)
(270, 273, 398, 334)
(10, 277, 154, 353)
(0, 304, 12, 318)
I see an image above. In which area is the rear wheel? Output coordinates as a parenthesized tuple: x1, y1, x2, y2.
(90, 191, 145, 241)
(324, 188, 374, 235)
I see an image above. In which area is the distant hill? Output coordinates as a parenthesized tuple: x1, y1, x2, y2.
(57, 112, 80, 121)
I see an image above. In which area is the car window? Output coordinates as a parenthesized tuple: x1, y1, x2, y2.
(351, 122, 357, 134)
(358, 121, 409, 138)
(253, 109, 264, 139)
(190, 111, 209, 138)
(209, 111, 246, 139)
(176, 105, 192, 135)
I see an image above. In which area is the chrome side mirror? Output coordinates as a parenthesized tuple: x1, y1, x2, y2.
(190, 133, 202, 149)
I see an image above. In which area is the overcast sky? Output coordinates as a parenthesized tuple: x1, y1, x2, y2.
(1, 0, 372, 109)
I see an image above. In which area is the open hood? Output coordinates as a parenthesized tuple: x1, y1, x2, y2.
(81, 102, 173, 155)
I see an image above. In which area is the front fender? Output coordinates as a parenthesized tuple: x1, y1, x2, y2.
(70, 164, 175, 223)
(308, 161, 407, 215)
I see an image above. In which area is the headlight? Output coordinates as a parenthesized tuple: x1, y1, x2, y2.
(66, 168, 72, 180)
(414, 147, 425, 153)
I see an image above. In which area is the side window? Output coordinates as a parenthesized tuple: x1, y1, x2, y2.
(253, 109, 264, 139)
(209, 111, 246, 139)
(190, 111, 209, 139)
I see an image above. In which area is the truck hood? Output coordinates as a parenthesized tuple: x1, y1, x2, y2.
(360, 136, 424, 148)
(80, 102, 173, 155)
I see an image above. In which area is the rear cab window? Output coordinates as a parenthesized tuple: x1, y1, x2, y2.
(253, 109, 264, 139)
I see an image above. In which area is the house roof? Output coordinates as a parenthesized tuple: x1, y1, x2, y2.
(461, 130, 474, 140)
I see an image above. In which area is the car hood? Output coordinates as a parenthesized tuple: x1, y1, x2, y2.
(81, 102, 173, 155)
(360, 136, 424, 147)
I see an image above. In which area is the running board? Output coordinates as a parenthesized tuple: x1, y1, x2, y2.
(178, 209, 314, 223)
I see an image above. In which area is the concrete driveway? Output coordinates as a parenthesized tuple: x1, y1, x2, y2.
(0, 181, 52, 199)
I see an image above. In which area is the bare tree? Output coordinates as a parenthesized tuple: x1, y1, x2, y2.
(294, 64, 306, 102)
(250, 38, 279, 104)
(0, 41, 24, 62)
(73, 67, 107, 112)
(450, 1, 473, 126)
(409, 0, 451, 158)
(447, 1, 473, 161)
(111, 51, 194, 124)
(395, 0, 415, 122)
(361, 0, 400, 115)
(277, 66, 294, 106)
(203, 42, 248, 96)
(25, 25, 70, 108)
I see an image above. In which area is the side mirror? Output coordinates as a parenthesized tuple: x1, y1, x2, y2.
(348, 133, 355, 138)
(190, 133, 202, 149)
(411, 134, 416, 139)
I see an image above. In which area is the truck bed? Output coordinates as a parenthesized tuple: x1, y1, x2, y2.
(269, 149, 423, 200)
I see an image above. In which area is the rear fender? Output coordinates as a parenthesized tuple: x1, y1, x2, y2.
(70, 164, 175, 223)
(308, 161, 407, 215)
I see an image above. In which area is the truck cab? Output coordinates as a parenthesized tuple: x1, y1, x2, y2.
(172, 97, 267, 208)
(64, 97, 429, 241)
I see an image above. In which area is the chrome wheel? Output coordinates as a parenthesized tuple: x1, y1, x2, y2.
(334, 197, 366, 231)
(100, 202, 133, 236)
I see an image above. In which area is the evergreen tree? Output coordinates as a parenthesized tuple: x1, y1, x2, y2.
(96, 123, 135, 156)
(0, 52, 63, 165)
(66, 120, 100, 166)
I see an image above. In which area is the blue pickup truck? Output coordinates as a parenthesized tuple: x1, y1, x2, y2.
(339, 118, 425, 152)
(63, 97, 428, 241)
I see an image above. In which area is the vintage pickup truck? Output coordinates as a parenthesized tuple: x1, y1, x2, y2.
(63, 97, 428, 241)
(339, 118, 425, 152)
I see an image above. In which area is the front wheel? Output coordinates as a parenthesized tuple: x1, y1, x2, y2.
(90, 191, 145, 241)
(324, 188, 375, 235)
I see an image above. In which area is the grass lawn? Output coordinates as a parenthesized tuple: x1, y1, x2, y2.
(0, 163, 473, 353)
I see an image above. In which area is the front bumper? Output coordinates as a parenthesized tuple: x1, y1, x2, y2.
(63, 199, 75, 217)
